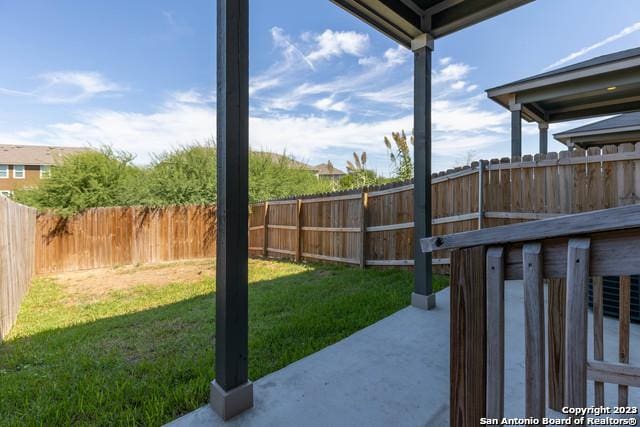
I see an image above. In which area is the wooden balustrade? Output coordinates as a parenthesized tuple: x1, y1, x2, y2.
(421, 204, 640, 426)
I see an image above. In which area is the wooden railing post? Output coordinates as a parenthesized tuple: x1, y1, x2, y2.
(450, 245, 486, 426)
(619, 275, 630, 406)
(565, 238, 590, 409)
(548, 278, 566, 411)
(485, 246, 504, 419)
(263, 202, 269, 258)
(360, 190, 368, 269)
(523, 242, 545, 418)
(593, 276, 604, 406)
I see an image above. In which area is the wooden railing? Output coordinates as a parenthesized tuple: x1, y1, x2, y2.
(421, 204, 640, 426)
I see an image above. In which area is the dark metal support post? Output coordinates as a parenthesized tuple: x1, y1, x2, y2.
(511, 105, 522, 158)
(539, 122, 548, 155)
(411, 34, 435, 310)
(211, 0, 253, 420)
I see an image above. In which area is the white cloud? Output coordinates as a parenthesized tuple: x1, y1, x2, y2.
(2, 80, 510, 172)
(1, 98, 214, 163)
(450, 81, 466, 90)
(0, 26, 513, 173)
(0, 71, 125, 104)
(433, 96, 506, 133)
(249, 77, 281, 96)
(162, 10, 194, 37)
(270, 27, 315, 71)
(358, 79, 413, 109)
(433, 63, 472, 83)
(169, 89, 214, 105)
(254, 44, 411, 114)
(544, 21, 640, 71)
(313, 97, 349, 112)
(306, 30, 369, 63)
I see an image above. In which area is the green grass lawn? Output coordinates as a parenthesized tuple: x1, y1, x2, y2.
(0, 259, 448, 426)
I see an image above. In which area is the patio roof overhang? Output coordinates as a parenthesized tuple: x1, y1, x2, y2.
(330, 0, 534, 47)
(554, 111, 640, 149)
(486, 47, 640, 156)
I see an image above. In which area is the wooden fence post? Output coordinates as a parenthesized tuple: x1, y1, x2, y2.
(263, 202, 269, 258)
(360, 190, 368, 269)
(450, 245, 486, 426)
(295, 200, 302, 262)
(478, 161, 484, 230)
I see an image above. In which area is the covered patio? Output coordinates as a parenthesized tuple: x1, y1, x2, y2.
(171, 279, 640, 426)
(486, 47, 640, 156)
(210, 0, 534, 423)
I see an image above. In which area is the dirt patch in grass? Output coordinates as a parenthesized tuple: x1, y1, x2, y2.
(43, 259, 215, 299)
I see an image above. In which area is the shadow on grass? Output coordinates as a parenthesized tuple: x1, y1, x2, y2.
(0, 263, 446, 426)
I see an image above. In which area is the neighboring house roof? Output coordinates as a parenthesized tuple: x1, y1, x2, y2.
(0, 144, 88, 166)
(486, 47, 640, 123)
(252, 152, 345, 176)
(554, 112, 640, 148)
(493, 47, 640, 90)
(313, 163, 346, 176)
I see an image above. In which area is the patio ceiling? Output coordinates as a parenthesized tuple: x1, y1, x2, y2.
(330, 0, 533, 47)
(487, 47, 640, 124)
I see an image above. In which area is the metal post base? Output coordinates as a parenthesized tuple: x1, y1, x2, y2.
(210, 380, 253, 421)
(411, 292, 436, 310)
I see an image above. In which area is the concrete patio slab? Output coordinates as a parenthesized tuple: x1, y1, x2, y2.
(168, 283, 640, 427)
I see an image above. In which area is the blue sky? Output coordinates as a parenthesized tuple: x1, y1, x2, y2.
(1, 0, 639, 174)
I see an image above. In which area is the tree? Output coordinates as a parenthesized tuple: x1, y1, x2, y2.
(384, 130, 413, 181)
(13, 146, 146, 216)
(146, 142, 217, 205)
(15, 142, 334, 213)
(249, 151, 332, 202)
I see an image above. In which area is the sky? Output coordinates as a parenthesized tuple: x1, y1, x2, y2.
(0, 1, 640, 175)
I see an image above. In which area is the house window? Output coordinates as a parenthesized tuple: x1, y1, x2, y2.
(13, 165, 25, 179)
(0, 165, 7, 179)
(40, 165, 51, 178)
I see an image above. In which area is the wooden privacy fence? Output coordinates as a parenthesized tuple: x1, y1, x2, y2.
(249, 143, 640, 269)
(35, 143, 640, 274)
(422, 204, 640, 426)
(36, 205, 216, 274)
(0, 198, 36, 341)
